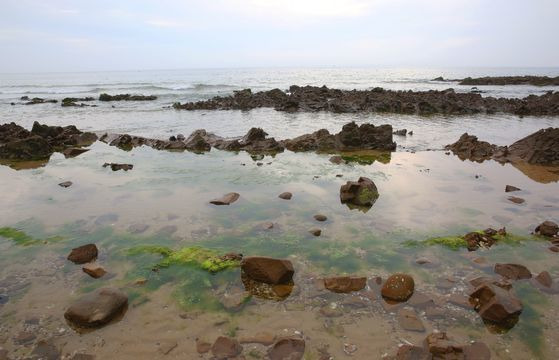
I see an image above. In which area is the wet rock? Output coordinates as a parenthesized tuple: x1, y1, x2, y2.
(30, 121, 97, 148)
(393, 129, 407, 136)
(329, 155, 346, 164)
(505, 185, 521, 192)
(309, 228, 321, 236)
(423, 332, 465, 359)
(314, 214, 327, 222)
(460, 75, 559, 86)
(82, 263, 107, 279)
(183, 130, 211, 152)
(469, 282, 522, 329)
(64, 287, 128, 328)
(268, 337, 305, 360)
(397, 308, 425, 332)
(102, 163, 133, 171)
(59, 181, 73, 188)
(210, 192, 240, 205)
(0, 133, 53, 160)
(278, 192, 293, 200)
(219, 289, 251, 311)
(463, 341, 491, 360)
(502, 128, 559, 165)
(13, 331, 36, 345)
(30, 339, 60, 360)
(381, 274, 415, 302)
(407, 292, 436, 309)
(424, 307, 446, 319)
(67, 244, 98, 264)
(242, 274, 294, 300)
(324, 276, 366, 293)
(494, 263, 532, 280)
(340, 176, 379, 209)
(447, 294, 473, 309)
(99, 93, 157, 101)
(211, 336, 242, 359)
(507, 196, 525, 204)
(68, 353, 95, 360)
(196, 338, 212, 354)
(549, 246, 559, 252)
(395, 344, 429, 359)
(241, 256, 294, 285)
(534, 221, 559, 237)
(445, 133, 503, 162)
(0, 294, 8, 305)
(464, 228, 506, 251)
(534, 271, 552, 288)
(24, 97, 58, 105)
(239, 332, 276, 346)
(128, 223, 149, 234)
(62, 147, 90, 158)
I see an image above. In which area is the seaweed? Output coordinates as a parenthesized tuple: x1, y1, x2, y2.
(0, 227, 63, 246)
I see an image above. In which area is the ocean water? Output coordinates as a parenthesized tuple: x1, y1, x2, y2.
(1, 68, 559, 359)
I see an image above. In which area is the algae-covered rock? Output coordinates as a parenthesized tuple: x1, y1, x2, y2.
(405, 229, 535, 250)
(127, 245, 241, 273)
(0, 227, 63, 246)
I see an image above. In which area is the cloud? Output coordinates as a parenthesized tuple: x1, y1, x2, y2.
(222, 0, 379, 18)
(145, 18, 188, 28)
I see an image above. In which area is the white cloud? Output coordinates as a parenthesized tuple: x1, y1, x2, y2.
(223, 0, 379, 18)
(145, 18, 188, 28)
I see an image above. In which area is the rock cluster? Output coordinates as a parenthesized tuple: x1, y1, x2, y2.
(173, 84, 559, 116)
(98, 93, 157, 101)
(459, 75, 559, 86)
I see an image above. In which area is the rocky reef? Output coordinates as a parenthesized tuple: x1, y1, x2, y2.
(459, 76, 559, 86)
(173, 85, 559, 116)
(99, 93, 157, 101)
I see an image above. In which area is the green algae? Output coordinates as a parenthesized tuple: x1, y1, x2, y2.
(127, 245, 240, 273)
(403, 231, 538, 251)
(0, 227, 63, 246)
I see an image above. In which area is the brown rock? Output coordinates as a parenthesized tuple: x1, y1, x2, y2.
(210, 192, 240, 205)
(59, 181, 73, 188)
(469, 283, 522, 328)
(549, 246, 559, 252)
(196, 339, 211, 354)
(158, 341, 178, 355)
(102, 163, 133, 171)
(329, 155, 346, 164)
(505, 185, 521, 192)
(463, 341, 491, 360)
(324, 276, 366, 293)
(62, 147, 90, 158)
(535, 221, 559, 237)
(507, 196, 525, 204)
(31, 340, 60, 360)
(13, 331, 36, 345)
(64, 287, 128, 328)
(239, 332, 276, 346)
(309, 228, 321, 236)
(67, 244, 98, 264)
(268, 337, 305, 360)
(211, 336, 242, 359)
(278, 192, 293, 200)
(82, 263, 107, 278)
(241, 256, 294, 284)
(397, 308, 425, 332)
(313, 214, 327, 221)
(534, 271, 552, 287)
(423, 332, 464, 359)
(494, 263, 532, 280)
(381, 274, 415, 302)
(339, 176, 379, 208)
(395, 344, 428, 359)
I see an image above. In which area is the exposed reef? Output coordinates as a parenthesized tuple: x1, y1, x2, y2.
(172, 85, 559, 116)
(459, 76, 559, 86)
(99, 93, 157, 101)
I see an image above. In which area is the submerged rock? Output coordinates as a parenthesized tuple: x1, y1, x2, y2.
(278, 192, 292, 200)
(340, 176, 379, 209)
(381, 274, 415, 302)
(324, 276, 366, 293)
(268, 337, 305, 360)
(64, 287, 128, 329)
(469, 282, 522, 330)
(241, 256, 294, 285)
(210, 192, 240, 205)
(397, 308, 425, 332)
(82, 263, 107, 278)
(313, 214, 327, 222)
(494, 263, 532, 280)
(459, 75, 559, 86)
(67, 244, 98, 264)
(62, 147, 90, 158)
(30, 339, 61, 360)
(211, 336, 242, 359)
(535, 221, 559, 237)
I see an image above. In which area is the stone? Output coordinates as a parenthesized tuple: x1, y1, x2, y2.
(469, 283, 522, 328)
(324, 276, 366, 293)
(31, 340, 61, 360)
(13, 331, 36, 345)
(340, 176, 379, 208)
(314, 214, 327, 221)
(62, 147, 90, 158)
(158, 341, 178, 355)
(268, 337, 305, 360)
(309, 228, 321, 236)
(534, 271, 552, 288)
(241, 256, 294, 284)
(329, 155, 346, 164)
(278, 192, 293, 200)
(59, 181, 73, 188)
(549, 246, 559, 252)
(535, 221, 559, 237)
(64, 287, 128, 328)
(395, 344, 428, 359)
(494, 263, 532, 280)
(99, 93, 157, 101)
(69, 353, 96, 360)
(507, 196, 525, 204)
(397, 308, 425, 332)
(505, 185, 521, 192)
(381, 274, 415, 302)
(82, 263, 107, 278)
(447, 294, 473, 309)
(445, 133, 502, 162)
(239, 332, 276, 346)
(463, 341, 491, 360)
(102, 163, 133, 171)
(210, 192, 240, 205)
(211, 336, 242, 359)
(196, 339, 211, 354)
(423, 332, 464, 359)
(67, 244, 98, 264)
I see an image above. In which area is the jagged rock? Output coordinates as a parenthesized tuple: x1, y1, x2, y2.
(503, 128, 559, 165)
(505, 185, 521, 192)
(268, 338, 305, 360)
(210, 192, 240, 205)
(469, 282, 522, 329)
(82, 263, 107, 278)
(324, 276, 366, 293)
(535, 221, 559, 237)
(211, 336, 242, 359)
(534, 271, 552, 288)
(464, 228, 506, 251)
(62, 147, 90, 158)
(445, 133, 503, 162)
(340, 176, 379, 208)
(67, 244, 98, 264)
(241, 256, 294, 285)
(183, 131, 211, 151)
(99, 93, 156, 101)
(64, 288, 128, 328)
(102, 163, 133, 171)
(507, 196, 525, 204)
(31, 121, 97, 148)
(0, 134, 53, 160)
(393, 129, 407, 136)
(24, 97, 58, 105)
(381, 274, 415, 302)
(423, 332, 465, 359)
(494, 263, 532, 280)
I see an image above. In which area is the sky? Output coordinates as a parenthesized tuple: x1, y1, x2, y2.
(1, 0, 558, 72)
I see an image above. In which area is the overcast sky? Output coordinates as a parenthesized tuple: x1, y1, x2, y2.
(1, 0, 558, 72)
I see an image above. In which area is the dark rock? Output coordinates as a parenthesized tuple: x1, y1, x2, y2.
(324, 276, 366, 293)
(549, 246, 559, 252)
(393, 129, 407, 136)
(59, 181, 73, 188)
(503, 128, 559, 165)
(459, 75, 559, 86)
(395, 344, 429, 359)
(211, 336, 242, 359)
(268, 337, 305, 360)
(463, 341, 491, 360)
(314, 214, 327, 221)
(24, 97, 58, 105)
(62, 147, 89, 158)
(340, 176, 379, 208)
(397, 308, 425, 332)
(445, 133, 503, 162)
(67, 244, 98, 264)
(241, 256, 294, 285)
(68, 353, 96, 360)
(505, 185, 521, 192)
(494, 263, 532, 280)
(99, 93, 157, 101)
(64, 287, 128, 328)
(210, 192, 240, 205)
(381, 274, 415, 302)
(469, 283, 522, 329)
(102, 163, 133, 171)
(309, 228, 321, 236)
(0, 133, 53, 160)
(128, 223, 149, 234)
(534, 271, 552, 288)
(423, 332, 464, 359)
(82, 263, 107, 278)
(278, 192, 292, 200)
(183, 131, 211, 152)
(507, 196, 525, 204)
(535, 221, 559, 237)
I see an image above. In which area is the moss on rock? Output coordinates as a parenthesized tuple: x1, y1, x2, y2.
(0, 227, 63, 246)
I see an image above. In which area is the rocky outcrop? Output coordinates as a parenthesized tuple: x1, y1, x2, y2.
(173, 85, 559, 116)
(62, 97, 95, 107)
(381, 274, 415, 302)
(64, 287, 128, 328)
(99, 93, 156, 101)
(241, 257, 294, 285)
(469, 281, 522, 329)
(340, 177, 379, 209)
(445, 133, 504, 162)
(459, 75, 559, 86)
(67, 244, 98, 264)
(31, 122, 97, 148)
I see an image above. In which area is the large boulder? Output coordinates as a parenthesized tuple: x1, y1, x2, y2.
(340, 177, 379, 208)
(64, 288, 128, 328)
(381, 274, 415, 302)
(241, 257, 294, 285)
(469, 282, 522, 329)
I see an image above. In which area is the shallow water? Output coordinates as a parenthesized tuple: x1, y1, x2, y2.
(1, 68, 559, 359)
